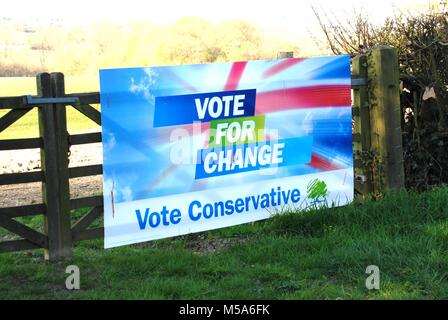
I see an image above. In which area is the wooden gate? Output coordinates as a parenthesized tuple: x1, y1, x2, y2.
(0, 73, 103, 260)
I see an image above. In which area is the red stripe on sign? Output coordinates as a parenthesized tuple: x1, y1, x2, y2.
(224, 61, 248, 91)
(255, 85, 351, 114)
(262, 58, 306, 79)
(308, 153, 342, 171)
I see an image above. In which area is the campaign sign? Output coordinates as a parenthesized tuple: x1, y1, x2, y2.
(99, 56, 353, 248)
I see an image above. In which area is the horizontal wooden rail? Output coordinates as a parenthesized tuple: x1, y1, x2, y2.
(0, 239, 42, 253)
(0, 204, 45, 218)
(69, 165, 103, 178)
(0, 96, 29, 109)
(70, 196, 103, 210)
(0, 92, 100, 110)
(0, 171, 44, 185)
(0, 138, 43, 150)
(69, 132, 102, 145)
(67, 92, 100, 105)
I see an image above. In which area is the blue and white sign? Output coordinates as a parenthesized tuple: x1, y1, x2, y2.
(99, 56, 354, 248)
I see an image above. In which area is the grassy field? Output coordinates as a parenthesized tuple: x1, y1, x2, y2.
(0, 76, 100, 139)
(0, 187, 447, 299)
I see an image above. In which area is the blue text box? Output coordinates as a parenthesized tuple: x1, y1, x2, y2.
(154, 89, 256, 127)
(195, 136, 314, 179)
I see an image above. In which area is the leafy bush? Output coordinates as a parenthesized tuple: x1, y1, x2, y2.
(313, 7, 448, 190)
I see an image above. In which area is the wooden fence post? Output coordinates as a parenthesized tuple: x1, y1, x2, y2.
(37, 73, 72, 260)
(277, 51, 294, 58)
(367, 46, 405, 192)
(352, 54, 374, 196)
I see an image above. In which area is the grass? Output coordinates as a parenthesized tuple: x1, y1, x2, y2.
(1, 186, 448, 299)
(1, 77, 448, 299)
(0, 76, 100, 139)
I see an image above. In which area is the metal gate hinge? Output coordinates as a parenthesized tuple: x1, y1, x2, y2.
(25, 95, 80, 106)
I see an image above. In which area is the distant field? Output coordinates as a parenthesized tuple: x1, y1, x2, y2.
(0, 76, 100, 139)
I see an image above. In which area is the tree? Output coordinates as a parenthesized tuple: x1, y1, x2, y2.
(312, 5, 448, 190)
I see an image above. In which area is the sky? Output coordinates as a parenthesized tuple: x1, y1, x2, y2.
(2, 0, 439, 31)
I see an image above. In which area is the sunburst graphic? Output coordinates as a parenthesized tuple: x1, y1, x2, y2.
(100, 55, 353, 203)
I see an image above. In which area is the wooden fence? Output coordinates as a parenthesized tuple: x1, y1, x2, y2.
(0, 46, 404, 260)
(0, 73, 103, 260)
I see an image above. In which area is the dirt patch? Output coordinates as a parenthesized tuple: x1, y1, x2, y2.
(132, 235, 249, 255)
(186, 237, 248, 254)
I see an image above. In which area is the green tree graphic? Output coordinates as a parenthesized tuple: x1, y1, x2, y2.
(307, 179, 329, 201)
